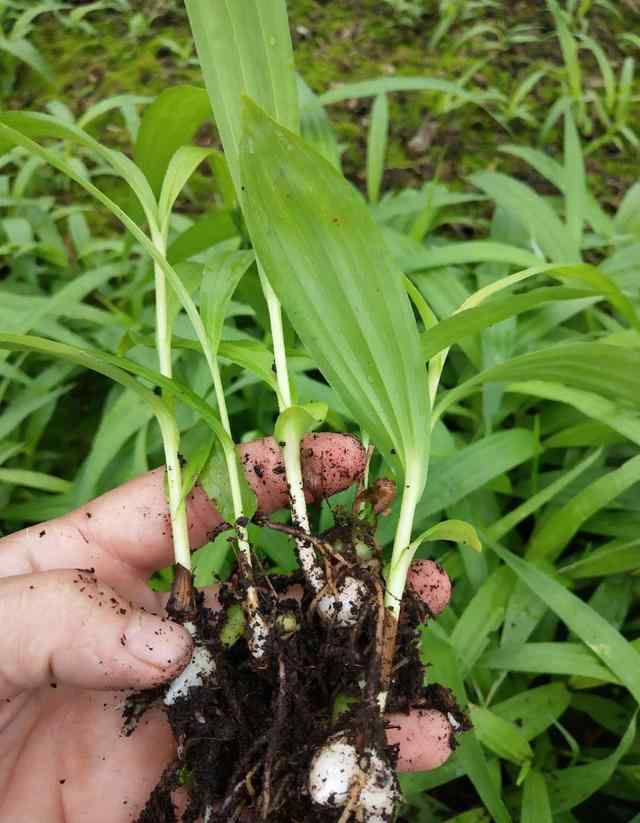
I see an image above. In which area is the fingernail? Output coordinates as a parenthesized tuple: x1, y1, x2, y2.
(124, 612, 193, 672)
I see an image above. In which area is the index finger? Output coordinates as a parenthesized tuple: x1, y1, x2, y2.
(0, 434, 366, 585)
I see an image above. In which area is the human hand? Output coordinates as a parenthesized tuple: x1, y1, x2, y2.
(0, 434, 453, 822)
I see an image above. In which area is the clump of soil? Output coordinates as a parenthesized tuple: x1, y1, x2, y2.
(125, 500, 465, 822)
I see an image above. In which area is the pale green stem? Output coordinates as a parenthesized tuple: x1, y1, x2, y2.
(258, 264, 292, 412)
(150, 225, 191, 571)
(257, 263, 324, 592)
(379, 463, 422, 712)
(384, 467, 422, 620)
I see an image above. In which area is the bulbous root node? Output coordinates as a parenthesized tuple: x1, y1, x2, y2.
(309, 737, 400, 822)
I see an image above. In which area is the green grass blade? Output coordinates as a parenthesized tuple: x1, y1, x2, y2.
(527, 453, 640, 562)
(366, 93, 389, 204)
(488, 540, 640, 703)
(521, 770, 552, 823)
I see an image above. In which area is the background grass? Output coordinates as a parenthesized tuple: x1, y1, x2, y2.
(1, 1, 639, 821)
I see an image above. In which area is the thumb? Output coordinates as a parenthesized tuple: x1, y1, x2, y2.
(0, 569, 193, 699)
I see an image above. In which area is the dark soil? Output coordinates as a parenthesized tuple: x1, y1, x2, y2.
(124, 507, 466, 822)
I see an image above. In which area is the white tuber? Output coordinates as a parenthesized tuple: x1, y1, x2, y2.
(309, 738, 359, 807)
(317, 576, 367, 627)
(309, 737, 400, 821)
(163, 622, 216, 706)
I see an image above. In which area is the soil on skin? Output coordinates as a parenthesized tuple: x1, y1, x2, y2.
(124, 512, 466, 823)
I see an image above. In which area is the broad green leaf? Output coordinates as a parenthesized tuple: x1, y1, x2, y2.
(435, 344, 640, 426)
(199, 442, 257, 524)
(410, 519, 481, 553)
(297, 75, 340, 169)
(179, 430, 216, 507)
(0, 121, 216, 381)
(521, 770, 552, 823)
(547, 716, 637, 812)
(240, 100, 429, 484)
(505, 381, 640, 448)
(421, 286, 591, 362)
(482, 642, 620, 683)
(134, 85, 212, 197)
(167, 210, 239, 265)
(468, 704, 533, 765)
(403, 241, 541, 273)
(0, 468, 71, 494)
(273, 402, 328, 445)
(186, 0, 299, 197)
(488, 448, 602, 542)
(450, 566, 515, 674)
(0, 111, 158, 225)
(491, 683, 571, 741)
(488, 541, 640, 703)
(366, 93, 388, 204)
(470, 171, 579, 262)
(158, 145, 214, 226)
(560, 538, 640, 578)
(423, 632, 512, 823)
(527, 452, 640, 562)
(201, 249, 255, 355)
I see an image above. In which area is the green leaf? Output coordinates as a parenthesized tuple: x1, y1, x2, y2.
(179, 431, 216, 507)
(450, 566, 515, 674)
(0, 111, 158, 225)
(435, 344, 640, 427)
(240, 99, 429, 485)
(201, 249, 255, 355)
(274, 402, 328, 445)
(563, 109, 586, 255)
(199, 442, 257, 524)
(468, 704, 533, 765)
(0, 468, 71, 494)
(298, 75, 340, 170)
(134, 85, 212, 197)
(491, 683, 571, 741)
(403, 241, 541, 273)
(488, 540, 640, 703)
(423, 632, 512, 823)
(366, 93, 388, 204)
(521, 770, 552, 823)
(560, 537, 640, 579)
(488, 448, 602, 543)
(158, 145, 214, 226)
(482, 642, 620, 683)
(547, 715, 637, 812)
(410, 519, 481, 553)
(186, 0, 299, 197)
(469, 171, 579, 262)
(319, 76, 470, 105)
(0, 35, 52, 82)
(527, 452, 640, 562)
(220, 603, 247, 647)
(167, 210, 239, 265)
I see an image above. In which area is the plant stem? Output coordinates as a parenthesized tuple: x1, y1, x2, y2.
(378, 462, 423, 711)
(259, 264, 292, 411)
(257, 263, 324, 590)
(207, 351, 258, 610)
(150, 227, 192, 572)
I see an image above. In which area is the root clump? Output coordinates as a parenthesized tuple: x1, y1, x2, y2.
(126, 506, 465, 822)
